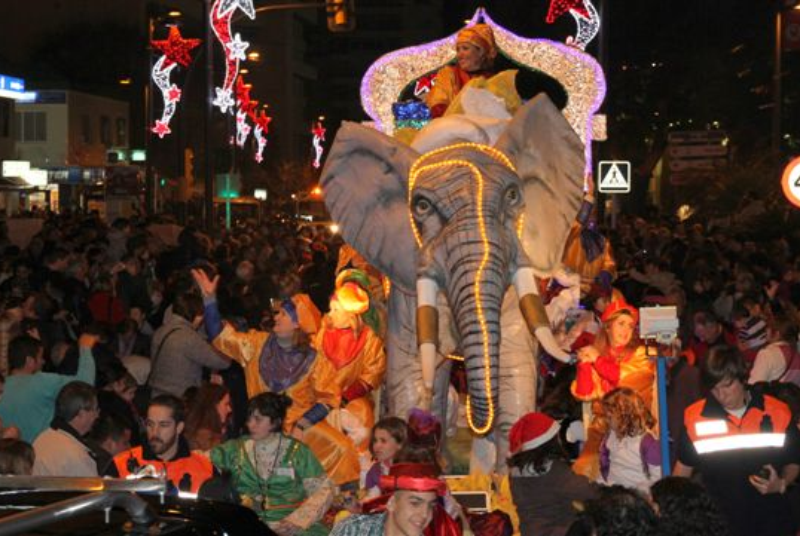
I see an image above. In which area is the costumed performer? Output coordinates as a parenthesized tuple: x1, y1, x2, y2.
(193, 268, 360, 487)
(560, 174, 616, 295)
(570, 300, 655, 480)
(291, 269, 386, 488)
(211, 392, 334, 536)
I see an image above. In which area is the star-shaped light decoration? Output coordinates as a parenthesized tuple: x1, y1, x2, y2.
(254, 110, 272, 134)
(213, 87, 235, 113)
(413, 73, 437, 97)
(227, 32, 249, 61)
(152, 120, 172, 138)
(216, 0, 256, 19)
(151, 26, 201, 67)
(166, 84, 182, 103)
(546, 0, 589, 24)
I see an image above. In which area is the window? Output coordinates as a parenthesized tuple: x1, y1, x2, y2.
(16, 111, 47, 142)
(116, 118, 127, 146)
(0, 100, 11, 138)
(81, 115, 91, 144)
(100, 115, 111, 145)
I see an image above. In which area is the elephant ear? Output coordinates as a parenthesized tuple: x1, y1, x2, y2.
(494, 94, 585, 277)
(321, 121, 420, 292)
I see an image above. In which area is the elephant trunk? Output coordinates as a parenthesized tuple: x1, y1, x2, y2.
(443, 228, 507, 434)
(512, 267, 572, 363)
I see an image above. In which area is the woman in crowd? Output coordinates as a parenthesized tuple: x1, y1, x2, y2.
(571, 300, 654, 479)
(184, 382, 233, 453)
(363, 417, 408, 500)
(210, 392, 334, 536)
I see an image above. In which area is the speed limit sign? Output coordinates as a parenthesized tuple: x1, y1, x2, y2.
(782, 156, 800, 209)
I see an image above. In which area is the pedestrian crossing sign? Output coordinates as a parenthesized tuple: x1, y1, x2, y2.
(598, 161, 631, 193)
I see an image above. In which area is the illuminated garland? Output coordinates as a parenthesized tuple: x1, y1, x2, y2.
(311, 120, 326, 168)
(408, 142, 516, 434)
(150, 26, 201, 138)
(545, 0, 599, 51)
(210, 0, 254, 113)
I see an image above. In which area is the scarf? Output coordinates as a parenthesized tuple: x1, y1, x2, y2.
(322, 327, 369, 370)
(258, 335, 316, 393)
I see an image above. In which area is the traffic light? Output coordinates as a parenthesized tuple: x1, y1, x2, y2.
(326, 0, 355, 33)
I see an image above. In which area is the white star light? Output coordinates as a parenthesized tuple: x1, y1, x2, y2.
(213, 87, 235, 113)
(216, 0, 255, 19)
(227, 33, 249, 61)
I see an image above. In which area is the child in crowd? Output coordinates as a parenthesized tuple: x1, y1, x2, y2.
(597, 387, 661, 493)
(363, 417, 408, 499)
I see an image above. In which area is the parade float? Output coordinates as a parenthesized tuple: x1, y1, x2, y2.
(320, 4, 608, 486)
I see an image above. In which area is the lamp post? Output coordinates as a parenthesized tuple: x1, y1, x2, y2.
(773, 0, 800, 156)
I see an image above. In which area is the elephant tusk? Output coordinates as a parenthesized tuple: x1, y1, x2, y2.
(416, 278, 439, 391)
(513, 267, 572, 363)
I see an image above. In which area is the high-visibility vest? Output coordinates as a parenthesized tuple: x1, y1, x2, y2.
(684, 393, 791, 456)
(113, 446, 213, 494)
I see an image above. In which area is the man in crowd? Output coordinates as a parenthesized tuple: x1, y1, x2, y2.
(0, 333, 96, 442)
(112, 394, 212, 495)
(32, 381, 99, 476)
(674, 345, 799, 536)
(330, 462, 445, 536)
(88, 415, 132, 476)
(148, 292, 230, 398)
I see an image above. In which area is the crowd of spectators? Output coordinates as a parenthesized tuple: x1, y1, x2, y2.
(0, 205, 797, 536)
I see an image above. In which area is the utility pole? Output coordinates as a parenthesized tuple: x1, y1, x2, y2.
(204, 0, 215, 231)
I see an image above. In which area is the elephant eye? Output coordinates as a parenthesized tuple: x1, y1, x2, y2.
(413, 197, 433, 216)
(505, 186, 521, 207)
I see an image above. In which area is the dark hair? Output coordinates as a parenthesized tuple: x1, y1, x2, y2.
(8, 335, 42, 371)
(149, 394, 186, 424)
(247, 392, 292, 432)
(0, 438, 35, 475)
(651, 477, 729, 536)
(574, 485, 657, 536)
(370, 417, 409, 457)
(702, 345, 747, 390)
(55, 381, 97, 423)
(693, 309, 720, 327)
(507, 435, 566, 475)
(88, 415, 131, 444)
(172, 292, 204, 322)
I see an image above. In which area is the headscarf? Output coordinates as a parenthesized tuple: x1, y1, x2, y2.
(457, 23, 498, 61)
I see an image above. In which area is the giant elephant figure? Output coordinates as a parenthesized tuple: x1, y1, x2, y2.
(320, 94, 585, 471)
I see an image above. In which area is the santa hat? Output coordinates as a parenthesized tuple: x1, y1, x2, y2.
(600, 299, 638, 324)
(508, 412, 560, 455)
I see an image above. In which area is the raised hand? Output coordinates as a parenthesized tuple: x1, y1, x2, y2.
(191, 268, 220, 298)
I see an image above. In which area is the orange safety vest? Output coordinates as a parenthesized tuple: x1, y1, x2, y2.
(684, 392, 792, 456)
(113, 445, 213, 495)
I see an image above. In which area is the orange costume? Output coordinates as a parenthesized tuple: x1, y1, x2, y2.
(296, 270, 387, 487)
(570, 303, 655, 479)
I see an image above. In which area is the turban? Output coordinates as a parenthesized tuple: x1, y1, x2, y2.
(457, 23, 497, 60)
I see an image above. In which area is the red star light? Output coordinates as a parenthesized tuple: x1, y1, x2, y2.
(255, 110, 272, 133)
(166, 84, 182, 103)
(312, 123, 326, 139)
(152, 26, 201, 67)
(151, 120, 172, 138)
(546, 0, 589, 23)
(414, 74, 437, 96)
